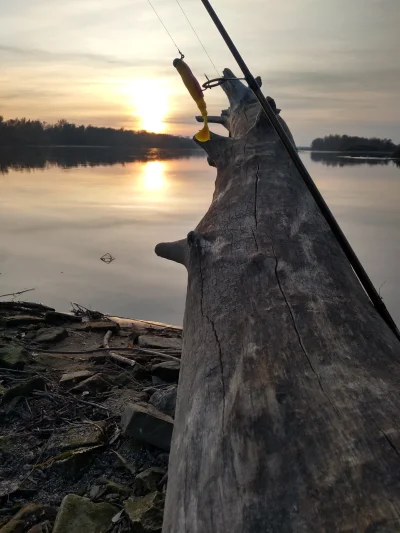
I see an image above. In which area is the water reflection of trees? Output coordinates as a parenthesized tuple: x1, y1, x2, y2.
(0, 147, 204, 174)
(310, 151, 399, 168)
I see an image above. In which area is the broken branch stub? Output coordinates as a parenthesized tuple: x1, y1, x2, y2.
(155, 239, 188, 268)
(157, 67, 400, 533)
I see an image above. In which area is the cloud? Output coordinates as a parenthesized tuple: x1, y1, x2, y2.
(0, 44, 155, 68)
(266, 68, 400, 95)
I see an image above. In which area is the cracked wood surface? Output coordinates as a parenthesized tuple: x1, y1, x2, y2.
(156, 70, 400, 532)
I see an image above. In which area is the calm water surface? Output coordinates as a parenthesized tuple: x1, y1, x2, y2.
(1, 149, 399, 327)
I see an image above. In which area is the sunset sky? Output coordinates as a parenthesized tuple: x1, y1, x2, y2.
(1, 0, 399, 145)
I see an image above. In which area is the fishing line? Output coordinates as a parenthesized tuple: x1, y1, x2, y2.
(146, 0, 184, 57)
(174, 0, 220, 77)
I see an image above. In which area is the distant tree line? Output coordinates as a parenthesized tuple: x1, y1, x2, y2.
(0, 146, 203, 174)
(311, 135, 397, 153)
(0, 117, 196, 149)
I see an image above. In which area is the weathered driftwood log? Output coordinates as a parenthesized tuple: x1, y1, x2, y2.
(156, 69, 400, 532)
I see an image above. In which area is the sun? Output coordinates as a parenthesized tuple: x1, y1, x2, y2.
(131, 79, 169, 133)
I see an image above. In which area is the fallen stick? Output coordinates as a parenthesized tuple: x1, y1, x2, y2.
(103, 330, 137, 367)
(31, 346, 181, 362)
(111, 450, 136, 475)
(33, 390, 110, 413)
(0, 288, 35, 298)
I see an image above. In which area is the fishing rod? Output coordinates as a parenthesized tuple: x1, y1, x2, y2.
(199, 0, 400, 342)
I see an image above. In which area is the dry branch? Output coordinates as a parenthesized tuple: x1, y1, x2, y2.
(0, 288, 35, 298)
(103, 330, 137, 367)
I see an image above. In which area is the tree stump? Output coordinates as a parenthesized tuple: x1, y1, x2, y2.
(156, 69, 400, 532)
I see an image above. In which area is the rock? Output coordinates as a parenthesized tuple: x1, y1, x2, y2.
(48, 423, 105, 452)
(0, 504, 57, 533)
(1, 377, 46, 404)
(135, 468, 166, 496)
(132, 364, 152, 382)
(90, 478, 132, 500)
(52, 495, 118, 533)
(24, 331, 37, 341)
(70, 374, 110, 394)
(138, 335, 182, 351)
(59, 370, 94, 387)
(151, 361, 180, 383)
(1, 316, 44, 328)
(35, 327, 68, 344)
(124, 492, 165, 532)
(151, 376, 168, 387)
(27, 521, 52, 533)
(0, 343, 29, 369)
(45, 311, 82, 325)
(25, 324, 42, 331)
(78, 321, 120, 334)
(155, 453, 169, 466)
(89, 485, 103, 500)
(149, 386, 177, 418)
(121, 403, 173, 451)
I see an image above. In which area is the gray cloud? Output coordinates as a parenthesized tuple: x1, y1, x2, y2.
(0, 44, 160, 69)
(265, 68, 400, 95)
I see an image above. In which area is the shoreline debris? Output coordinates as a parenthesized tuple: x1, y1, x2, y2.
(0, 299, 181, 532)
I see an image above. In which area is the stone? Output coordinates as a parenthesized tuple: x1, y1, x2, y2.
(45, 311, 82, 325)
(124, 492, 165, 532)
(70, 374, 110, 394)
(59, 370, 94, 386)
(155, 453, 169, 466)
(1, 315, 44, 328)
(35, 327, 68, 344)
(121, 403, 173, 451)
(149, 386, 177, 418)
(77, 321, 119, 334)
(1, 377, 46, 404)
(27, 521, 52, 533)
(48, 423, 105, 452)
(89, 485, 103, 500)
(93, 478, 132, 498)
(0, 343, 29, 369)
(135, 468, 166, 496)
(25, 324, 42, 331)
(132, 364, 152, 382)
(152, 376, 168, 387)
(138, 335, 182, 351)
(0, 504, 57, 533)
(151, 362, 180, 383)
(52, 495, 117, 533)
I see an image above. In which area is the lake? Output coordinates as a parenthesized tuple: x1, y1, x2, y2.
(1, 147, 399, 327)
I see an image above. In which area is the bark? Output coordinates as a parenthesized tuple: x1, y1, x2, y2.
(156, 68, 400, 533)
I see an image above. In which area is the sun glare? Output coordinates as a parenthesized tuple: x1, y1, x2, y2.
(142, 161, 166, 192)
(131, 80, 168, 133)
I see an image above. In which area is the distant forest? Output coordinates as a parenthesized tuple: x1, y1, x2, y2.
(0, 117, 196, 149)
(311, 135, 397, 153)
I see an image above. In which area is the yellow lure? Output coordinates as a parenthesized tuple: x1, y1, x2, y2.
(173, 58, 210, 142)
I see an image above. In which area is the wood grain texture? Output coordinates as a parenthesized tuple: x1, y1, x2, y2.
(156, 71, 400, 533)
